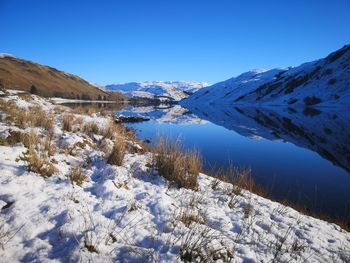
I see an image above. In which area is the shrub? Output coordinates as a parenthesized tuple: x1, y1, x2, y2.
(69, 166, 86, 186)
(107, 139, 126, 166)
(153, 136, 201, 190)
(30, 85, 38, 94)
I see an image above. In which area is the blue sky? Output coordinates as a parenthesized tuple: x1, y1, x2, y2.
(1, 0, 349, 85)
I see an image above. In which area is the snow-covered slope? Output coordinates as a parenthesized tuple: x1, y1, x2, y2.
(183, 45, 350, 107)
(117, 104, 207, 124)
(106, 81, 209, 101)
(0, 91, 350, 262)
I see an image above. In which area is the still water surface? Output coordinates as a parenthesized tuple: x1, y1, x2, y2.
(118, 104, 350, 219)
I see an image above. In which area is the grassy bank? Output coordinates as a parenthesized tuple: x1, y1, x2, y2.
(0, 90, 349, 262)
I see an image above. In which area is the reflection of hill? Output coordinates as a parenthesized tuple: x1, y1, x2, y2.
(185, 104, 350, 173)
(117, 105, 207, 125)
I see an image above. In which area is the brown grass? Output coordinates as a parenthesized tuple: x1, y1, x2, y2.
(207, 166, 267, 197)
(107, 139, 126, 166)
(83, 121, 100, 135)
(180, 211, 204, 227)
(69, 166, 86, 186)
(0, 55, 125, 100)
(20, 148, 57, 177)
(153, 136, 202, 190)
(0, 99, 54, 130)
(43, 135, 56, 156)
(25, 129, 40, 149)
(0, 130, 23, 146)
(62, 114, 74, 132)
(103, 121, 119, 140)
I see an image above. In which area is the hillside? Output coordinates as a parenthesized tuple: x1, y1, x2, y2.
(0, 91, 349, 262)
(106, 81, 208, 101)
(183, 45, 350, 107)
(0, 54, 125, 101)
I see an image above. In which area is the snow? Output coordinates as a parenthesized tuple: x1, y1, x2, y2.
(50, 98, 115, 104)
(0, 53, 16, 59)
(184, 44, 350, 107)
(0, 92, 349, 262)
(106, 81, 209, 101)
(118, 104, 207, 125)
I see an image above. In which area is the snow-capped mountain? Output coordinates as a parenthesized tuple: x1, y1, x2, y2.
(106, 81, 209, 101)
(117, 104, 207, 125)
(183, 45, 350, 107)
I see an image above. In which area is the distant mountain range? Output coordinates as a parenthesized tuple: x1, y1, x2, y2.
(0, 54, 125, 101)
(106, 81, 209, 101)
(183, 45, 350, 107)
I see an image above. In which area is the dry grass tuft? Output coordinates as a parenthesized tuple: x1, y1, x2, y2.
(44, 135, 56, 156)
(83, 121, 100, 135)
(208, 166, 267, 197)
(62, 114, 74, 132)
(20, 148, 57, 177)
(69, 166, 86, 186)
(180, 225, 233, 262)
(0, 130, 23, 146)
(153, 136, 201, 190)
(179, 211, 204, 227)
(103, 121, 119, 140)
(0, 99, 53, 130)
(107, 139, 126, 166)
(22, 129, 40, 149)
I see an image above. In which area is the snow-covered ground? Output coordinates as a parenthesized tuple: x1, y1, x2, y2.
(106, 81, 209, 101)
(0, 91, 349, 262)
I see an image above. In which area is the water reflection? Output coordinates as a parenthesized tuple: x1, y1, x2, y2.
(187, 104, 350, 174)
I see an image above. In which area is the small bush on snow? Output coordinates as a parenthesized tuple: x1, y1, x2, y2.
(83, 121, 100, 136)
(20, 148, 57, 177)
(107, 139, 126, 166)
(69, 166, 86, 186)
(62, 114, 74, 132)
(153, 136, 202, 191)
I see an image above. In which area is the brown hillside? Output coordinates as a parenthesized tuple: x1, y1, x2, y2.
(0, 55, 125, 101)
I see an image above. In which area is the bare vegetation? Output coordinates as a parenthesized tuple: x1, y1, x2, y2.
(62, 114, 74, 132)
(20, 148, 57, 177)
(153, 136, 202, 190)
(208, 166, 267, 197)
(180, 225, 233, 262)
(0, 99, 54, 130)
(43, 135, 56, 156)
(107, 139, 126, 166)
(83, 121, 100, 135)
(69, 166, 86, 186)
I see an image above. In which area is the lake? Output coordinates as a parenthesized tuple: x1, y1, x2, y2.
(117, 104, 350, 220)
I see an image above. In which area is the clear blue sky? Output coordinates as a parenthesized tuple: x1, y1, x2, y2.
(1, 0, 349, 85)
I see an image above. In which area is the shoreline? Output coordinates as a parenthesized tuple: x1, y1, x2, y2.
(0, 90, 349, 262)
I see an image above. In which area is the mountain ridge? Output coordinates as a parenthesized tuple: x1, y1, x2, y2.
(183, 45, 350, 107)
(0, 54, 125, 101)
(106, 80, 209, 101)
